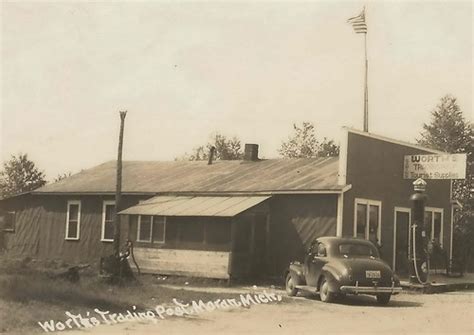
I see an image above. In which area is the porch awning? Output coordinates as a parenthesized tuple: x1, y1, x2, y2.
(118, 195, 271, 217)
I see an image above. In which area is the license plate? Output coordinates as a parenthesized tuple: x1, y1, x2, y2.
(366, 270, 381, 279)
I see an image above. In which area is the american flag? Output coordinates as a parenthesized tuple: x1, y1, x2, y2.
(347, 9, 367, 34)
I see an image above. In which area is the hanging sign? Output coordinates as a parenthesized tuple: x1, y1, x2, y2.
(403, 154, 467, 180)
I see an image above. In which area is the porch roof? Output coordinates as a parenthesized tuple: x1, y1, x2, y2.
(119, 195, 271, 217)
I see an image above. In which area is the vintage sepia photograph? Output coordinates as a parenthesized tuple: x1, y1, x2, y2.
(0, 0, 472, 334)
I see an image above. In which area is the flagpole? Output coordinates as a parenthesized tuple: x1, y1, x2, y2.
(364, 31, 369, 132)
(347, 6, 369, 132)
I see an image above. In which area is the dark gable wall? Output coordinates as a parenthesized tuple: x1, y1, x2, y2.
(0, 194, 151, 264)
(342, 132, 452, 266)
(269, 194, 338, 276)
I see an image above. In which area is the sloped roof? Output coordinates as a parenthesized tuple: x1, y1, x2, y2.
(33, 157, 341, 194)
(119, 195, 271, 217)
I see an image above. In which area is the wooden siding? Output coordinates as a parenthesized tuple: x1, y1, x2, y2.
(0, 194, 151, 263)
(133, 248, 230, 279)
(342, 132, 452, 268)
(267, 194, 338, 276)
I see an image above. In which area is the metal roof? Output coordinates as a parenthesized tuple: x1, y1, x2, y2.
(118, 195, 271, 217)
(33, 157, 341, 194)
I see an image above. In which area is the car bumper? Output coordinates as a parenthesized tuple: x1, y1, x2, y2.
(340, 281, 402, 294)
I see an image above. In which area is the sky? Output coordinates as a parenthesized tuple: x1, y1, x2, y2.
(1, 0, 472, 180)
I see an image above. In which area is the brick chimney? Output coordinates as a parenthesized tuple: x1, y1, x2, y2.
(244, 144, 259, 161)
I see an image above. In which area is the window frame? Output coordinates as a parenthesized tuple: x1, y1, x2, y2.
(152, 216, 166, 244)
(2, 211, 16, 232)
(316, 242, 327, 257)
(353, 198, 382, 245)
(101, 200, 115, 242)
(425, 207, 444, 247)
(65, 200, 81, 240)
(137, 215, 166, 243)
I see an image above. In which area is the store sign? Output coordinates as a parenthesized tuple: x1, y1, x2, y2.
(403, 154, 467, 180)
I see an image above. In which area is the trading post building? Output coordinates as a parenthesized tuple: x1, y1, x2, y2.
(0, 128, 456, 280)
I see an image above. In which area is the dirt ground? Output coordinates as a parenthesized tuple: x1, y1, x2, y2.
(57, 287, 474, 335)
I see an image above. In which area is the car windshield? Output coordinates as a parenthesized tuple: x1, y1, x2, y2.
(338, 243, 378, 258)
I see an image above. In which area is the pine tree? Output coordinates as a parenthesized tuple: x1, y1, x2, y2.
(0, 154, 47, 198)
(417, 95, 473, 203)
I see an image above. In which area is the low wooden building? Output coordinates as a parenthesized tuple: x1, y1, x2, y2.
(0, 128, 455, 279)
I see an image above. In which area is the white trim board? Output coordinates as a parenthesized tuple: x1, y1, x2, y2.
(353, 198, 382, 245)
(336, 193, 344, 237)
(65, 200, 81, 240)
(338, 127, 349, 186)
(425, 207, 444, 248)
(450, 206, 454, 261)
(101, 200, 115, 242)
(137, 215, 166, 243)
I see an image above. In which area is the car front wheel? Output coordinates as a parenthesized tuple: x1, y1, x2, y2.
(376, 293, 391, 305)
(319, 276, 335, 303)
(285, 273, 298, 296)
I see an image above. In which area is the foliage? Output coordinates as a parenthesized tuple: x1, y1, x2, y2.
(0, 258, 243, 334)
(54, 172, 72, 183)
(0, 154, 46, 198)
(179, 133, 243, 161)
(278, 122, 339, 158)
(416, 94, 473, 204)
(417, 95, 474, 271)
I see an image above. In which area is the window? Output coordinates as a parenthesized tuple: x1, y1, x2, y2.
(137, 215, 152, 242)
(425, 207, 444, 247)
(339, 243, 379, 258)
(354, 198, 382, 245)
(1, 211, 16, 232)
(101, 201, 115, 242)
(205, 220, 231, 245)
(137, 215, 166, 243)
(65, 201, 81, 240)
(152, 216, 166, 243)
(180, 221, 204, 243)
(316, 243, 327, 257)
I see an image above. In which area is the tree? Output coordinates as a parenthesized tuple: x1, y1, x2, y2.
(278, 122, 339, 158)
(0, 154, 47, 198)
(417, 95, 474, 270)
(417, 95, 473, 202)
(179, 133, 244, 161)
(54, 172, 72, 183)
(418, 95, 473, 154)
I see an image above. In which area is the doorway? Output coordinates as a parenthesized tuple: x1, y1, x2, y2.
(393, 207, 411, 276)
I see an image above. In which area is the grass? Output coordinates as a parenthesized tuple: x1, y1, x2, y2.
(0, 257, 243, 334)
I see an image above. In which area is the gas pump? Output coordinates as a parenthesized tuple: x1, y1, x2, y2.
(409, 178, 429, 284)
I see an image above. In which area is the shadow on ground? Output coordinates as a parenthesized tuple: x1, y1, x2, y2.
(293, 292, 423, 308)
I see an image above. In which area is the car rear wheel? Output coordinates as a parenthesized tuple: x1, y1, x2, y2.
(319, 276, 335, 303)
(285, 273, 298, 296)
(376, 293, 391, 305)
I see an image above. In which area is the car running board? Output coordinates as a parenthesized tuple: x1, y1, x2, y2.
(295, 285, 318, 293)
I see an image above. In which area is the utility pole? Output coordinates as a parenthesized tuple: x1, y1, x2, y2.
(113, 111, 127, 257)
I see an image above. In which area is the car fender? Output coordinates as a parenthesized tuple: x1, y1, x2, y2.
(319, 264, 343, 292)
(286, 262, 306, 286)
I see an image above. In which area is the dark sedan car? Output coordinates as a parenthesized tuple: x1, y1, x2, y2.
(285, 237, 402, 304)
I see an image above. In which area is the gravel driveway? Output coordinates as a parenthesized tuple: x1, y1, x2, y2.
(63, 288, 474, 335)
